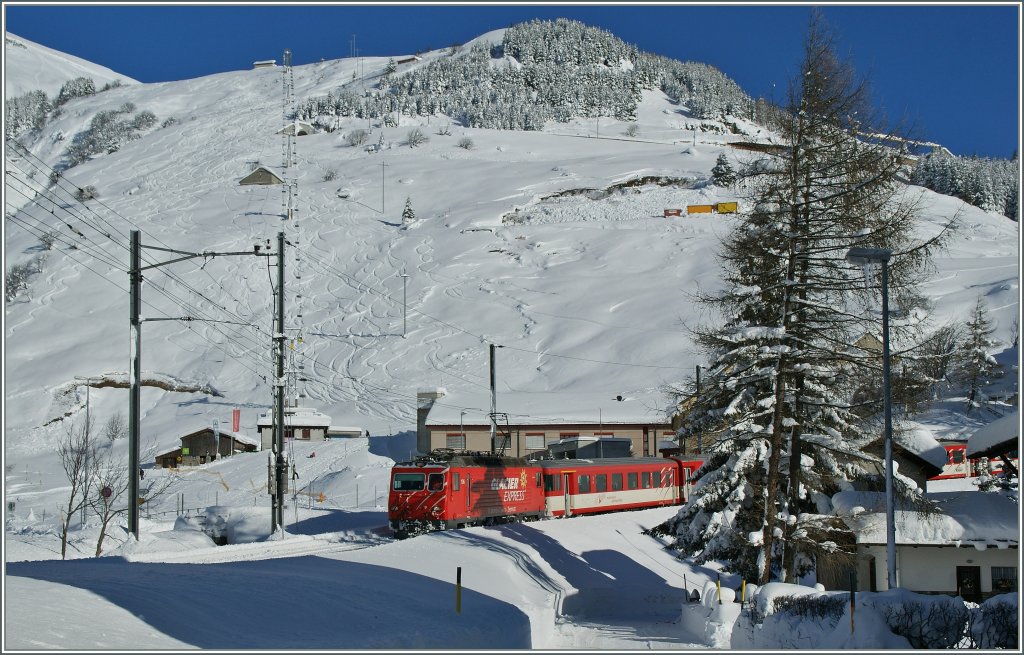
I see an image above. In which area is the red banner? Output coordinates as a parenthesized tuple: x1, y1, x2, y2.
(232, 408, 240, 432)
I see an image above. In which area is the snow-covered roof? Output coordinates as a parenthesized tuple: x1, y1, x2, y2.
(179, 427, 259, 447)
(256, 406, 332, 428)
(424, 390, 673, 427)
(833, 490, 1018, 548)
(896, 424, 950, 471)
(966, 410, 1019, 458)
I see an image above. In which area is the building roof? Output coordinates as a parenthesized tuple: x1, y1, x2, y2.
(256, 405, 332, 428)
(424, 390, 673, 427)
(833, 490, 1018, 548)
(966, 410, 1019, 459)
(179, 426, 260, 448)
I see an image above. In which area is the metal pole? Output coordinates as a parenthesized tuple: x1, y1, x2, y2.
(881, 259, 897, 589)
(128, 229, 141, 540)
(401, 272, 409, 337)
(274, 231, 287, 534)
(695, 364, 702, 454)
(489, 344, 497, 454)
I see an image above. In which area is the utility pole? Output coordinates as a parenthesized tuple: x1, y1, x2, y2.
(400, 271, 410, 337)
(129, 230, 141, 539)
(489, 343, 497, 454)
(273, 231, 286, 534)
(128, 230, 275, 541)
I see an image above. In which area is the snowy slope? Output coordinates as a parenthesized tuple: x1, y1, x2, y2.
(3, 33, 1019, 652)
(4, 33, 137, 100)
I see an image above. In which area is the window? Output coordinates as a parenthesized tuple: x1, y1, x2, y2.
(595, 474, 608, 492)
(992, 566, 1017, 593)
(452, 472, 460, 491)
(446, 433, 466, 449)
(526, 433, 545, 450)
(393, 473, 425, 491)
(544, 474, 561, 491)
(536, 472, 543, 487)
(578, 475, 591, 493)
(612, 473, 623, 491)
(628, 472, 638, 489)
(428, 473, 445, 492)
(560, 432, 579, 439)
(643, 431, 650, 455)
(642, 472, 651, 488)
(302, 428, 311, 439)
(951, 449, 964, 464)
(653, 471, 662, 488)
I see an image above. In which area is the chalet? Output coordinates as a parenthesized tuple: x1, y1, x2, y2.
(154, 428, 259, 468)
(396, 56, 422, 65)
(417, 389, 675, 459)
(253, 60, 276, 70)
(239, 166, 284, 186)
(256, 404, 332, 450)
(823, 490, 1018, 602)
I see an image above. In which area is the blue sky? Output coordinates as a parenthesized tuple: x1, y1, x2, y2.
(4, 3, 1020, 158)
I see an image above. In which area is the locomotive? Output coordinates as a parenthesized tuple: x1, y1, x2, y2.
(387, 449, 706, 538)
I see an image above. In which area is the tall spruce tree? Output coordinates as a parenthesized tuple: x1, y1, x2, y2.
(958, 296, 1002, 412)
(667, 10, 955, 585)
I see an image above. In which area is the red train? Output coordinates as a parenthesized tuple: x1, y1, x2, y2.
(387, 450, 706, 538)
(929, 443, 1018, 481)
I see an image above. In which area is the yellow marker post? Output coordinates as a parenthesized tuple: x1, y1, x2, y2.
(741, 579, 746, 608)
(717, 574, 722, 605)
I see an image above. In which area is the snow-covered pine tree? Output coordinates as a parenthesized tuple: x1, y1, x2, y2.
(710, 153, 737, 187)
(957, 296, 1002, 412)
(667, 10, 954, 586)
(401, 197, 415, 224)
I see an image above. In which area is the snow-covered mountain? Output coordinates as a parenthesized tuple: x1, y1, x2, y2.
(4, 25, 1018, 458)
(3, 23, 1019, 650)
(4, 33, 137, 100)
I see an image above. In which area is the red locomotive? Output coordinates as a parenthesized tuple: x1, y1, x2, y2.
(387, 449, 706, 538)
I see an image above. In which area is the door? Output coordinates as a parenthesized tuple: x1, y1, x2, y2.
(956, 566, 982, 602)
(562, 472, 573, 517)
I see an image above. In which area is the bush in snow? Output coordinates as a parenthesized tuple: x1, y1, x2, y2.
(878, 595, 970, 649)
(345, 129, 369, 146)
(64, 104, 160, 167)
(970, 593, 1018, 649)
(406, 128, 428, 148)
(6, 255, 45, 303)
(457, 136, 474, 150)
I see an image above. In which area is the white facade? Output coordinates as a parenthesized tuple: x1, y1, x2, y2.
(257, 405, 332, 450)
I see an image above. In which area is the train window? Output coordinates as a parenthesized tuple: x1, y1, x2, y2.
(536, 472, 543, 487)
(653, 471, 662, 488)
(595, 474, 607, 492)
(579, 475, 591, 493)
(628, 472, 638, 489)
(427, 473, 445, 492)
(393, 473, 425, 491)
(951, 450, 964, 464)
(611, 473, 623, 491)
(544, 474, 557, 491)
(642, 472, 651, 488)
(452, 472, 460, 491)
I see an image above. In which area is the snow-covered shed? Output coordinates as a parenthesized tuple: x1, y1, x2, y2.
(256, 405, 332, 450)
(865, 424, 947, 490)
(239, 166, 284, 186)
(155, 428, 259, 468)
(828, 490, 1018, 602)
(278, 121, 315, 136)
(252, 60, 276, 70)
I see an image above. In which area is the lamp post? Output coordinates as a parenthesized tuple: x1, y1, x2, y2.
(845, 246, 896, 590)
(460, 411, 466, 449)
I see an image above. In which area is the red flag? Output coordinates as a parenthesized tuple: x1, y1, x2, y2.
(232, 408, 240, 432)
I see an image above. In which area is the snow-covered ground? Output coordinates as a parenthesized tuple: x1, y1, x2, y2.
(3, 31, 1019, 650)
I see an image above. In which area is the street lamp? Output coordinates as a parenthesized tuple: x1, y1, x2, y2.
(460, 411, 466, 449)
(845, 246, 896, 590)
